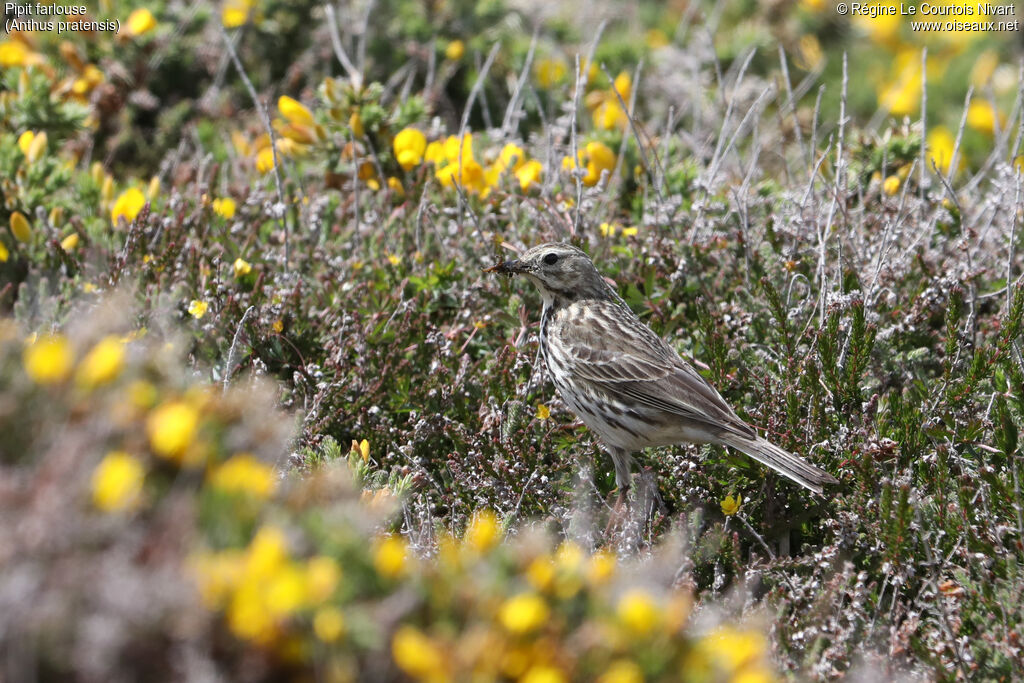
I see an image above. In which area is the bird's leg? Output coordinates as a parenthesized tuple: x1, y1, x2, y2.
(604, 448, 634, 538)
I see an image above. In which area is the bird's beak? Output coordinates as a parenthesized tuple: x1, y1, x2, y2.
(483, 259, 526, 275)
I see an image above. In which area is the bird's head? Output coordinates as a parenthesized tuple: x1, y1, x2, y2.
(484, 242, 611, 303)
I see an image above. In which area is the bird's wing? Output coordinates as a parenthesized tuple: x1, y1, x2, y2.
(555, 301, 756, 440)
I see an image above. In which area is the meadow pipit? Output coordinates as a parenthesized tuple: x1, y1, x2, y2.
(486, 243, 838, 495)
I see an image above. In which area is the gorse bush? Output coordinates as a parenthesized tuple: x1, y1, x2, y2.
(2, 0, 1024, 680)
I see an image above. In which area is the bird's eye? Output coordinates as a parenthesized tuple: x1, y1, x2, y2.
(543, 253, 559, 265)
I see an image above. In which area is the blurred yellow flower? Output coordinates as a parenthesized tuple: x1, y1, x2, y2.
(394, 128, 428, 171)
(564, 141, 616, 187)
(535, 57, 568, 89)
(222, 0, 255, 27)
(424, 140, 445, 165)
(19, 130, 46, 162)
(645, 28, 669, 48)
(597, 659, 643, 683)
(0, 40, 40, 67)
(445, 39, 465, 61)
(349, 111, 365, 137)
(9, 211, 31, 243)
(387, 176, 404, 196)
(465, 509, 500, 553)
(126, 8, 157, 37)
(883, 175, 901, 196)
(927, 126, 959, 175)
(76, 336, 126, 389)
(23, 334, 73, 384)
(392, 626, 445, 680)
(233, 258, 252, 278)
(617, 589, 661, 636)
(854, 2, 901, 46)
(272, 319, 284, 333)
(499, 592, 549, 634)
(351, 438, 370, 461)
(188, 300, 209, 319)
(515, 160, 543, 190)
(278, 96, 314, 127)
(971, 50, 999, 87)
(373, 535, 408, 578)
(213, 197, 237, 219)
(593, 99, 628, 130)
(795, 34, 824, 71)
(306, 555, 341, 603)
(111, 188, 147, 226)
(498, 143, 526, 171)
(721, 494, 741, 516)
(314, 606, 345, 642)
(698, 625, 769, 673)
(147, 400, 200, 459)
(521, 666, 566, 683)
(586, 549, 617, 586)
(526, 556, 556, 591)
(256, 147, 276, 173)
(535, 403, 550, 420)
(387, 253, 402, 266)
(91, 451, 145, 512)
(0, 242, 8, 263)
(60, 233, 79, 252)
(209, 453, 277, 498)
(966, 101, 1000, 135)
(265, 564, 307, 616)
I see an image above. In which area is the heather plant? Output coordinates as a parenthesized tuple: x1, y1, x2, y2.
(2, 0, 1024, 681)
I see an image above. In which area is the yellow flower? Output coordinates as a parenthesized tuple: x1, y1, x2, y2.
(854, 2, 901, 46)
(76, 336, 126, 389)
(373, 535, 408, 578)
(515, 160, 543, 190)
(0, 40, 35, 67)
(499, 592, 549, 634)
(928, 126, 959, 175)
(971, 50, 999, 87)
(208, 453, 277, 498)
(265, 564, 307, 616)
(213, 197, 237, 219)
(394, 128, 427, 171)
(349, 111, 365, 137)
(593, 99, 628, 130)
(721, 493, 741, 516)
(597, 660, 643, 683)
(233, 258, 252, 278)
(60, 232, 80, 251)
(698, 625, 768, 672)
(9, 211, 31, 243)
(443, 133, 473, 163)
(314, 606, 345, 642)
(126, 8, 157, 37)
(387, 253, 401, 266)
(18, 130, 46, 162)
(23, 334, 73, 384)
(17, 130, 35, 155)
(621, 226, 638, 237)
(465, 509, 500, 553)
(306, 555, 341, 603)
(586, 549, 616, 586)
(272, 319, 284, 333)
(392, 626, 445, 680)
(188, 300, 209, 319)
(424, 140, 445, 165)
(526, 556, 556, 591)
(617, 589, 661, 636)
(795, 34, 824, 72)
(351, 438, 370, 461)
(565, 142, 616, 187)
(966, 101, 999, 135)
(645, 28, 669, 48)
(498, 143, 526, 171)
(0, 242, 8, 263)
(91, 451, 145, 512)
(534, 403, 551, 420)
(147, 400, 200, 459)
(613, 71, 632, 101)
(883, 175, 901, 196)
(278, 96, 314, 127)
(535, 57, 568, 89)
(387, 176, 405, 196)
(521, 667, 567, 683)
(111, 188, 147, 226)
(222, 0, 254, 27)
(445, 39, 465, 61)
(878, 51, 922, 117)
(256, 147, 276, 173)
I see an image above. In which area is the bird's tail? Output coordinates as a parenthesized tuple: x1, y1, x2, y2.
(721, 435, 838, 494)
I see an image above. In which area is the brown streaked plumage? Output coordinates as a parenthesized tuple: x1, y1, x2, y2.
(486, 242, 838, 494)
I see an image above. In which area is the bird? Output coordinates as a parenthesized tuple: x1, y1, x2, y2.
(485, 242, 838, 496)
